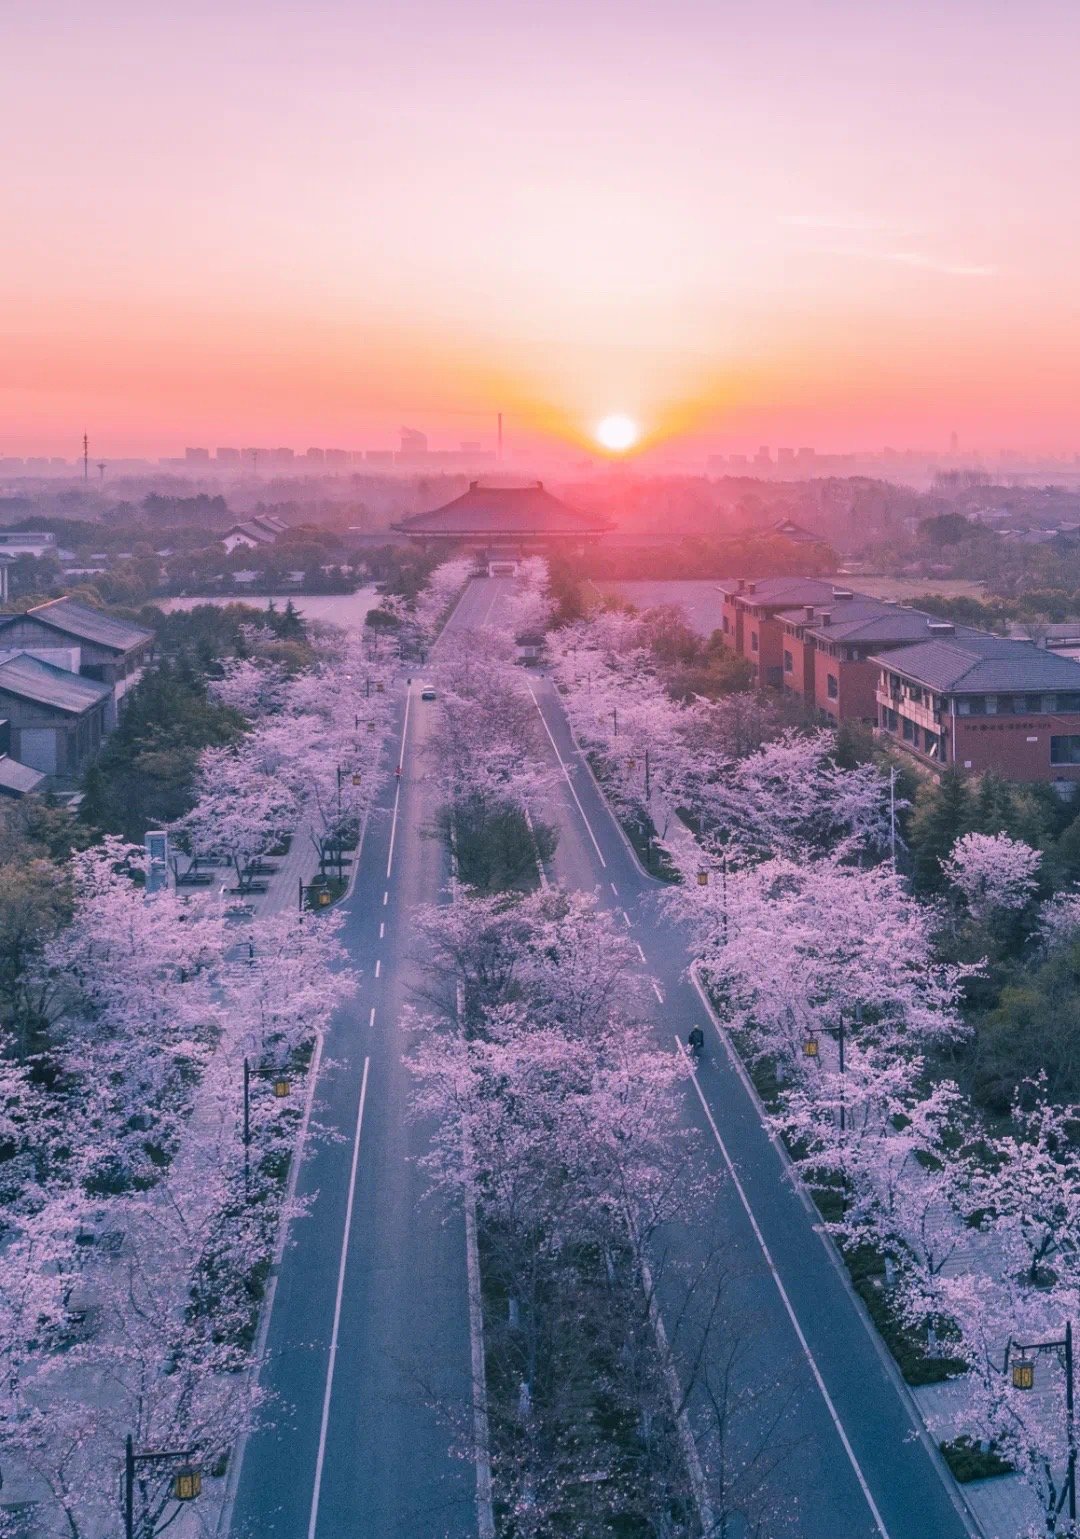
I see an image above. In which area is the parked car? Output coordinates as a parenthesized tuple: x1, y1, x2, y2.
(419, 683, 437, 700)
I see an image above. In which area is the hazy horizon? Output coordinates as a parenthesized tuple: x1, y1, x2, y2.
(7, 0, 1080, 460)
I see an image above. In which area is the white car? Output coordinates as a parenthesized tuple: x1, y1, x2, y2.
(419, 683, 437, 701)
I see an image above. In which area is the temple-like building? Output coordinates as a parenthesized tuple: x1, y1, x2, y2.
(393, 480, 611, 556)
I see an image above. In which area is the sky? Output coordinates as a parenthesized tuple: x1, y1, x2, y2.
(4, 0, 1080, 460)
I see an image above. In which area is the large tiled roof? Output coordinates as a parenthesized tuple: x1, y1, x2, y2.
(715, 576, 840, 607)
(872, 634, 1080, 693)
(394, 482, 611, 538)
(22, 597, 153, 653)
(0, 654, 112, 714)
(779, 598, 986, 647)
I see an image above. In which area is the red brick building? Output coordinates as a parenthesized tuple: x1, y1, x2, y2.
(716, 577, 839, 687)
(872, 632, 1080, 783)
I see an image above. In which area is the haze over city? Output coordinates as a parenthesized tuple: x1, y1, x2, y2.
(7, 0, 1080, 460)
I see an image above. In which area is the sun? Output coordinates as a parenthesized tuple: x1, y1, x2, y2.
(595, 413, 639, 453)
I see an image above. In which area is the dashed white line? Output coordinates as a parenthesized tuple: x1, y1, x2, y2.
(382, 891, 388, 907)
(368, 1007, 376, 1028)
(622, 909, 632, 928)
(526, 684, 607, 868)
(379, 922, 385, 940)
(375, 959, 381, 978)
(652, 982, 664, 1003)
(636, 942, 647, 963)
(307, 1056, 371, 1539)
(609, 881, 619, 897)
(676, 1036, 892, 1539)
(386, 688, 412, 879)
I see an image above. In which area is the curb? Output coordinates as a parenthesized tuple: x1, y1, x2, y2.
(690, 964, 988, 1539)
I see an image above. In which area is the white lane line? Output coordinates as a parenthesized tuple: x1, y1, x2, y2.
(368, 1007, 375, 1028)
(676, 1036, 892, 1539)
(379, 922, 385, 940)
(307, 1056, 371, 1539)
(636, 942, 647, 963)
(609, 881, 619, 897)
(526, 684, 606, 868)
(622, 909, 632, 927)
(385, 688, 413, 880)
(465, 1181, 496, 1538)
(374, 959, 381, 979)
(382, 891, 388, 907)
(652, 982, 664, 1002)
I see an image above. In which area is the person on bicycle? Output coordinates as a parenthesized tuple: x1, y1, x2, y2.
(688, 1025, 705, 1059)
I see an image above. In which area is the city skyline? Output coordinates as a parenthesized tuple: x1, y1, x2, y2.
(6, 1, 1080, 458)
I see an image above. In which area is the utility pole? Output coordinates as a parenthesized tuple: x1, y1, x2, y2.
(82, 432, 89, 481)
(889, 766, 898, 868)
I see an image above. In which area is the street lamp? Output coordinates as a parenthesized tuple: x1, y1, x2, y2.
(802, 1003, 859, 1133)
(243, 1056, 292, 1192)
(124, 1435, 200, 1539)
(1006, 1323, 1075, 1522)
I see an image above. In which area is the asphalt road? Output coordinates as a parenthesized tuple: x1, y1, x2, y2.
(231, 576, 978, 1539)
(229, 598, 478, 1538)
(466, 575, 975, 1539)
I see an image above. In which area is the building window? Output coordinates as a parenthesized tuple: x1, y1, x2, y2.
(923, 730, 940, 759)
(902, 717, 917, 744)
(1063, 694, 1080, 712)
(750, 632, 759, 653)
(722, 616, 729, 634)
(784, 650, 793, 673)
(958, 697, 986, 716)
(1051, 735, 1080, 765)
(827, 674, 838, 699)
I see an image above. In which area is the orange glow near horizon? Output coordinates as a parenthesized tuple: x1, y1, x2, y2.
(6, 5, 1080, 460)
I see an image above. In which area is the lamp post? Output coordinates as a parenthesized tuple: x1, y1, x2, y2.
(1006, 1323, 1076, 1524)
(612, 707, 618, 737)
(124, 1435, 200, 1539)
(802, 1003, 859, 1133)
(243, 1056, 291, 1193)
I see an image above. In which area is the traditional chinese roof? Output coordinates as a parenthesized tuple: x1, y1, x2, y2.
(394, 482, 611, 540)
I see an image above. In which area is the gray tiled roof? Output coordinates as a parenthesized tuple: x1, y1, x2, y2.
(780, 600, 987, 647)
(24, 597, 153, 653)
(395, 482, 611, 537)
(871, 635, 1080, 693)
(715, 576, 838, 606)
(0, 755, 45, 794)
(0, 654, 111, 713)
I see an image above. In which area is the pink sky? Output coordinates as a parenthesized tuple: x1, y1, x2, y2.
(5, 0, 1080, 459)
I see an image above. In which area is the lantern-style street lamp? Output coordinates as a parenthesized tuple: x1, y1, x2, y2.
(1005, 1324, 1075, 1521)
(123, 1435, 200, 1539)
(243, 1057, 293, 1191)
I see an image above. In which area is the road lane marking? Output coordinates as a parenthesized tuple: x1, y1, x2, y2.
(609, 881, 619, 897)
(368, 1007, 375, 1028)
(382, 891, 388, 907)
(465, 1181, 496, 1538)
(652, 982, 664, 1002)
(379, 922, 384, 939)
(386, 687, 413, 879)
(636, 942, 647, 963)
(676, 1036, 893, 1539)
(526, 684, 606, 868)
(374, 959, 381, 978)
(307, 1056, 371, 1539)
(622, 909, 632, 927)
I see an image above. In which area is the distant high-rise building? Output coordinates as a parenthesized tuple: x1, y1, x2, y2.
(216, 447, 241, 465)
(324, 448, 348, 466)
(305, 447, 326, 464)
(185, 447, 210, 463)
(950, 430, 959, 454)
(796, 446, 816, 464)
(399, 427, 428, 459)
(754, 446, 772, 467)
(271, 447, 294, 465)
(777, 447, 795, 465)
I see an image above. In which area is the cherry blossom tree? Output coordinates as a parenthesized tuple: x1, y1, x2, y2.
(943, 831, 1042, 920)
(673, 853, 971, 1072)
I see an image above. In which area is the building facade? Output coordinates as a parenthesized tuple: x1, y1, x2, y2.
(873, 633, 1080, 783)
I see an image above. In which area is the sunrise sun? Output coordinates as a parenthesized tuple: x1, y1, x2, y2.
(595, 414, 639, 452)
